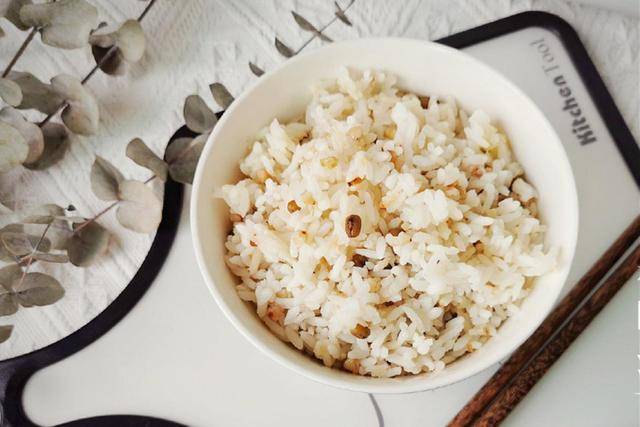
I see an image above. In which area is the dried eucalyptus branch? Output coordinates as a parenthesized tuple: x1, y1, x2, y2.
(334, 1, 353, 26)
(272, 0, 355, 61)
(292, 11, 332, 42)
(74, 173, 156, 236)
(293, 0, 355, 55)
(40, 0, 156, 127)
(0, 0, 159, 343)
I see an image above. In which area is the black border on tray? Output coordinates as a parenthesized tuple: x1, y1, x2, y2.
(439, 11, 640, 188)
(0, 10, 637, 427)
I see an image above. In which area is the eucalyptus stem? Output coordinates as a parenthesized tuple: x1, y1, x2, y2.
(294, 0, 356, 54)
(73, 175, 157, 234)
(39, 0, 158, 128)
(16, 221, 52, 287)
(2, 27, 38, 78)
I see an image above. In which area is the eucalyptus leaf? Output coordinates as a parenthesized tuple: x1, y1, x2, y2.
(32, 252, 69, 263)
(126, 138, 167, 181)
(0, 78, 22, 107)
(23, 122, 69, 170)
(1, 231, 31, 255)
(183, 95, 216, 134)
(291, 11, 332, 42)
(0, 121, 27, 173)
(249, 62, 264, 77)
(20, 0, 98, 49)
(1, 231, 51, 256)
(89, 19, 145, 63)
(20, 203, 64, 224)
(20, 214, 74, 250)
(1, 0, 32, 31)
(209, 83, 234, 110)
(8, 71, 63, 115)
(13, 272, 64, 307)
(91, 45, 127, 76)
(275, 37, 295, 58)
(0, 264, 21, 291)
(0, 292, 17, 316)
(45, 219, 73, 250)
(0, 224, 22, 262)
(50, 74, 99, 135)
(55, 215, 85, 223)
(0, 264, 19, 316)
(0, 201, 11, 214)
(67, 221, 110, 267)
(334, 1, 352, 26)
(291, 11, 316, 32)
(90, 156, 124, 201)
(165, 134, 206, 185)
(116, 180, 161, 233)
(0, 324, 13, 342)
(0, 107, 44, 164)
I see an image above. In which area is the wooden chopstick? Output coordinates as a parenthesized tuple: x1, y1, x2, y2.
(448, 215, 640, 427)
(473, 241, 640, 426)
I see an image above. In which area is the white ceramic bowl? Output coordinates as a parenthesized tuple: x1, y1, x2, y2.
(191, 38, 579, 394)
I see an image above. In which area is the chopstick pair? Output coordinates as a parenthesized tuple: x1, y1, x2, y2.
(448, 215, 640, 426)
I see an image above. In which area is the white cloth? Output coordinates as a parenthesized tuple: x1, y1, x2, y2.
(0, 0, 637, 359)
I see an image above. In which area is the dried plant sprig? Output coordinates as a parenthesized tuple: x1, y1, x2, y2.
(0, 218, 66, 318)
(334, 1, 352, 26)
(272, 0, 355, 62)
(86, 155, 161, 233)
(14, 220, 52, 287)
(49, 74, 99, 135)
(291, 11, 332, 42)
(0, 0, 156, 177)
(39, 0, 156, 128)
(89, 19, 146, 76)
(0, 0, 159, 344)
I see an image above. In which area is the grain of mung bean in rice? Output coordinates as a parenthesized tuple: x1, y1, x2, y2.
(218, 67, 556, 377)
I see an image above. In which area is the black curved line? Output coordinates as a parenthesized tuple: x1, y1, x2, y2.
(56, 415, 187, 427)
(368, 394, 385, 427)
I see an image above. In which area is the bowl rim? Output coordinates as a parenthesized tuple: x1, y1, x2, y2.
(190, 37, 579, 394)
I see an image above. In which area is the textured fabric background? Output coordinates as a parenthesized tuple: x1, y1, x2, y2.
(0, 0, 637, 359)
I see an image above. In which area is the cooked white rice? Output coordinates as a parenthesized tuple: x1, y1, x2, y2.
(219, 68, 555, 377)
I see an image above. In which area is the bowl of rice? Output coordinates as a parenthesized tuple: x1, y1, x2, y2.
(191, 38, 578, 393)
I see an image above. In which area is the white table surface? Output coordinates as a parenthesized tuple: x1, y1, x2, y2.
(0, 0, 638, 425)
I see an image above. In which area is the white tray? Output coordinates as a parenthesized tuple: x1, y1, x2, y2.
(15, 12, 640, 427)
